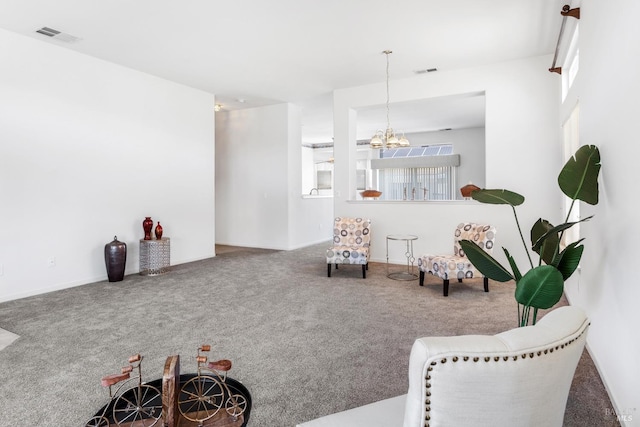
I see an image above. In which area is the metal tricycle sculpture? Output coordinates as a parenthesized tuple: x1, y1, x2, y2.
(178, 344, 248, 425)
(85, 353, 162, 427)
(85, 345, 248, 427)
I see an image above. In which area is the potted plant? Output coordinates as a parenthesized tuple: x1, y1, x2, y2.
(460, 145, 601, 326)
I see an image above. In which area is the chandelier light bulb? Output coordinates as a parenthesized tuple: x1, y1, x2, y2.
(370, 133, 383, 148)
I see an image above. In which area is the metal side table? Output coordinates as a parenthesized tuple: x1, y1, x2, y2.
(386, 234, 418, 281)
(139, 238, 171, 276)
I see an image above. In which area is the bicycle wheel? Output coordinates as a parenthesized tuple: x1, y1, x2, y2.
(85, 415, 109, 427)
(112, 384, 162, 426)
(178, 375, 224, 422)
(225, 393, 247, 417)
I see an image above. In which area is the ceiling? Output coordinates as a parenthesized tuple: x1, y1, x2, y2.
(0, 0, 567, 142)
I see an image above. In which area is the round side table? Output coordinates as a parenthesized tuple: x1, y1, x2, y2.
(386, 234, 418, 281)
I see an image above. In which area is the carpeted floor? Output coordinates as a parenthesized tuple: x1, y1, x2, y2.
(0, 243, 619, 426)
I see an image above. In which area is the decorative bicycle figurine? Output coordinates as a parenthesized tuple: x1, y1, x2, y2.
(178, 344, 247, 425)
(85, 354, 162, 427)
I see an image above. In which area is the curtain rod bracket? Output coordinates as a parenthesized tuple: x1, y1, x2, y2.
(561, 5, 580, 20)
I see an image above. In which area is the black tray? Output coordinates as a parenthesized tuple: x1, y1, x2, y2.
(89, 374, 251, 426)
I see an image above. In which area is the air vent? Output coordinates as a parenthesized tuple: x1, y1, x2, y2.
(35, 27, 81, 43)
(414, 68, 438, 74)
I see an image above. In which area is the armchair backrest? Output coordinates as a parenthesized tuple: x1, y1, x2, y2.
(332, 217, 371, 248)
(453, 223, 496, 257)
(403, 306, 589, 427)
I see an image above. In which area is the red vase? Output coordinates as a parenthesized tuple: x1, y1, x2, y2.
(155, 222, 163, 240)
(143, 217, 153, 240)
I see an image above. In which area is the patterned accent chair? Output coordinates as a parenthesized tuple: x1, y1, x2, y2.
(417, 223, 496, 296)
(326, 217, 371, 278)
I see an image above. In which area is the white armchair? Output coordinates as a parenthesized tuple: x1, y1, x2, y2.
(296, 305, 589, 427)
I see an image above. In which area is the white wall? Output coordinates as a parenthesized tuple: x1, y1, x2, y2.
(288, 108, 335, 249)
(215, 104, 333, 250)
(215, 104, 290, 249)
(0, 29, 216, 302)
(333, 55, 561, 268)
(563, 1, 640, 424)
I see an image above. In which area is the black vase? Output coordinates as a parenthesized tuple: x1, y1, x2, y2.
(104, 236, 127, 282)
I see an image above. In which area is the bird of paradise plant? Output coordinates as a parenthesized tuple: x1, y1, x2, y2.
(459, 145, 601, 326)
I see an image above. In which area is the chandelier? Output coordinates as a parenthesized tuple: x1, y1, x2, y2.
(370, 50, 409, 149)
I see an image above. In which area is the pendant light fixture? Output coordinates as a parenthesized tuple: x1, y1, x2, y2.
(370, 50, 410, 149)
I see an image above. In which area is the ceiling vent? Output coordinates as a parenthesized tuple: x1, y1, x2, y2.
(414, 68, 438, 74)
(35, 27, 81, 43)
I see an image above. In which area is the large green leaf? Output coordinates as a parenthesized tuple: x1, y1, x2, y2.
(503, 248, 522, 282)
(531, 216, 593, 252)
(555, 241, 585, 280)
(514, 265, 564, 309)
(531, 219, 558, 265)
(471, 189, 525, 206)
(558, 145, 601, 205)
(459, 240, 514, 282)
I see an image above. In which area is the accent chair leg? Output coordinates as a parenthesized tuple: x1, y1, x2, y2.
(327, 264, 331, 277)
(443, 279, 450, 297)
(362, 264, 366, 279)
(419, 271, 425, 286)
(484, 277, 489, 292)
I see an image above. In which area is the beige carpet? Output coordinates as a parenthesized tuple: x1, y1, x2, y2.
(0, 327, 19, 351)
(0, 242, 619, 426)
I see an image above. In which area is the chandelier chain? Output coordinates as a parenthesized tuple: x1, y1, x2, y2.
(386, 51, 391, 131)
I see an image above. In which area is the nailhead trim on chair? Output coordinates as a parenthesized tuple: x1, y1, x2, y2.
(422, 325, 589, 427)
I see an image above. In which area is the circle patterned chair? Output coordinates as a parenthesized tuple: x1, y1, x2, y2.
(417, 223, 496, 296)
(326, 217, 371, 279)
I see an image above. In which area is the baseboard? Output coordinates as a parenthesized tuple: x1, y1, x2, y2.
(288, 239, 332, 250)
(0, 255, 217, 304)
(0, 275, 106, 303)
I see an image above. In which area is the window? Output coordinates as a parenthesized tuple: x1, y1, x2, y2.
(562, 24, 579, 102)
(376, 166, 456, 200)
(380, 144, 453, 158)
(369, 145, 460, 200)
(561, 104, 580, 246)
(353, 92, 485, 201)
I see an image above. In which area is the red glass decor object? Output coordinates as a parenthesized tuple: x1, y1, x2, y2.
(155, 222, 163, 240)
(143, 217, 153, 240)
